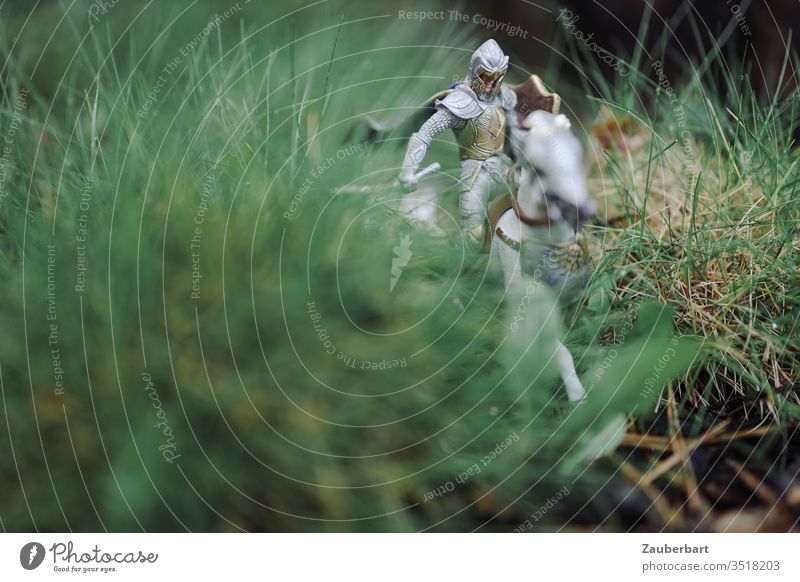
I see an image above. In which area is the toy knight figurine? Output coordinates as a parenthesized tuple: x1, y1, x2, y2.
(399, 39, 522, 247)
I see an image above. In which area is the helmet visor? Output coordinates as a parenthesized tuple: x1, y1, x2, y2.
(475, 66, 507, 90)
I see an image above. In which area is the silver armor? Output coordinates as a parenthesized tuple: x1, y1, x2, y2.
(399, 40, 518, 247)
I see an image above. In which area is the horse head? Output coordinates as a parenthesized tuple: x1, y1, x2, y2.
(519, 110, 596, 228)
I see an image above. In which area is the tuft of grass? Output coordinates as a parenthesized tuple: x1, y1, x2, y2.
(566, 8, 800, 531)
(580, 13, 800, 425)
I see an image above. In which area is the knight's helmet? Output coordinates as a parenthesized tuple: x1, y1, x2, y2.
(467, 39, 509, 101)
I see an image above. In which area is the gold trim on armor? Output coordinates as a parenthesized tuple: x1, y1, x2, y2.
(456, 104, 506, 161)
(466, 224, 487, 249)
(461, 163, 483, 191)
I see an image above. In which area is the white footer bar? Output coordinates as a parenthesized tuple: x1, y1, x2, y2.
(1, 533, 797, 581)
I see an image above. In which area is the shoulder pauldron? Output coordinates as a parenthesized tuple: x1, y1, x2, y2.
(435, 86, 484, 120)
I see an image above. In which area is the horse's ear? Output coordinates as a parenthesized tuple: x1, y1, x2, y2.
(554, 114, 571, 130)
(521, 113, 535, 130)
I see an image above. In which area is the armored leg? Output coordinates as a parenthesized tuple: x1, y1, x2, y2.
(458, 156, 512, 249)
(458, 161, 493, 248)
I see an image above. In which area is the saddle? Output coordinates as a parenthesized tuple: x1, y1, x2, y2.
(488, 166, 589, 276)
(486, 164, 553, 250)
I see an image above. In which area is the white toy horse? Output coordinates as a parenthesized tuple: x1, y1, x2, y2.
(489, 110, 596, 401)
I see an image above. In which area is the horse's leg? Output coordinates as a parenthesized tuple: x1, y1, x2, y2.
(492, 212, 522, 290)
(555, 341, 585, 401)
(400, 189, 446, 236)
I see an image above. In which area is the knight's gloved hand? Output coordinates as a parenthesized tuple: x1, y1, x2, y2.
(399, 172, 418, 193)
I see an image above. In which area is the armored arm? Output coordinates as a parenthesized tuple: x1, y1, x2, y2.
(500, 86, 527, 161)
(506, 105, 528, 161)
(399, 109, 466, 192)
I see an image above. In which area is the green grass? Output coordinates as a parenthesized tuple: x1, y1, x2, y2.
(581, 8, 800, 425)
(0, 0, 796, 532)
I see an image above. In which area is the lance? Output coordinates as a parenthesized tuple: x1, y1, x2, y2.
(334, 163, 441, 195)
